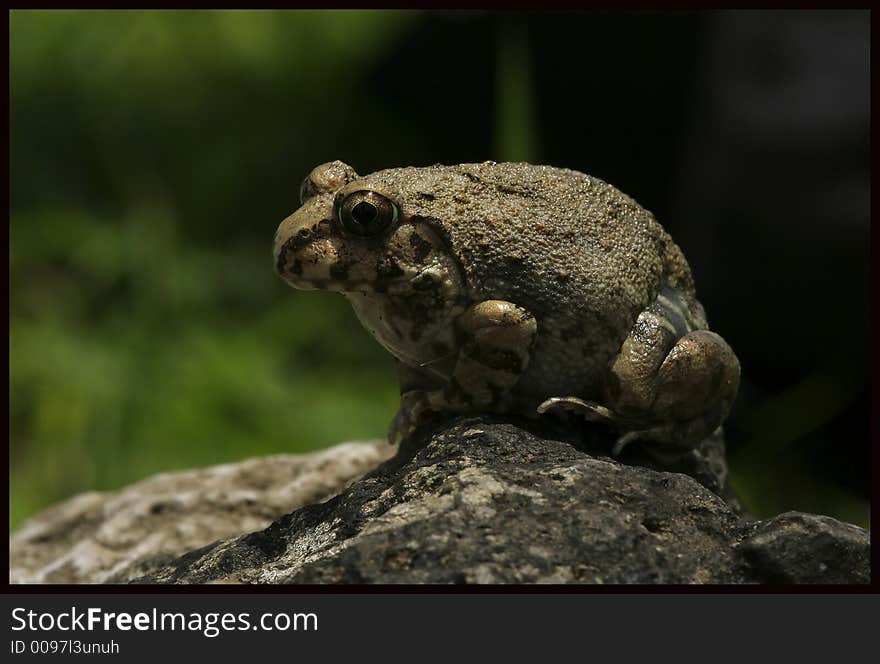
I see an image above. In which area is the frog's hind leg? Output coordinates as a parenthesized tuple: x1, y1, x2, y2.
(606, 285, 740, 458)
(540, 285, 740, 461)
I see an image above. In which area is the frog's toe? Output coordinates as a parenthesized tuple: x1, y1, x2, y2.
(611, 430, 642, 456)
(387, 390, 440, 445)
(610, 428, 683, 462)
(537, 396, 617, 423)
(611, 420, 724, 463)
(386, 410, 411, 446)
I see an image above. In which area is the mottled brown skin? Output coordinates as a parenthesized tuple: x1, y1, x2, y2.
(274, 161, 740, 460)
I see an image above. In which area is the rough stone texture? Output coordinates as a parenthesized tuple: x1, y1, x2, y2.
(9, 441, 395, 584)
(119, 416, 868, 585)
(735, 513, 871, 584)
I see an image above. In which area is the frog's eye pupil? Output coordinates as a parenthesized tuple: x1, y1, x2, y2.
(351, 201, 378, 226)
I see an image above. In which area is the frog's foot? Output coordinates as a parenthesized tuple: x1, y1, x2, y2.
(538, 395, 724, 462)
(537, 396, 648, 456)
(610, 423, 725, 464)
(387, 389, 447, 445)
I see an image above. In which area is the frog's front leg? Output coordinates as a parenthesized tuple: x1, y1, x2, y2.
(388, 300, 537, 444)
(540, 286, 740, 461)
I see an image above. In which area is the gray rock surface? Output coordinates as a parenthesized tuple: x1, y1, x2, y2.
(122, 416, 868, 585)
(10, 441, 395, 584)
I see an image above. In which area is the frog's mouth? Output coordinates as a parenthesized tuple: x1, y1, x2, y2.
(275, 235, 380, 293)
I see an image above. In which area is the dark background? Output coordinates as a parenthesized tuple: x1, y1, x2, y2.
(9, 10, 869, 529)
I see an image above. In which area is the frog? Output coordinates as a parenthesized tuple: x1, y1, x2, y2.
(274, 160, 740, 461)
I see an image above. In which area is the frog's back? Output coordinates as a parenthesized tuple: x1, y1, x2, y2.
(367, 161, 693, 324)
(361, 162, 696, 399)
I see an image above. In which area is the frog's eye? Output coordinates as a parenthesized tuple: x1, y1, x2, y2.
(335, 191, 399, 237)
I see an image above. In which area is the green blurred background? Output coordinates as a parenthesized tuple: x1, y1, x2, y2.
(10, 10, 869, 531)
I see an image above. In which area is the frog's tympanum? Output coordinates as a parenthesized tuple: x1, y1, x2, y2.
(274, 161, 740, 461)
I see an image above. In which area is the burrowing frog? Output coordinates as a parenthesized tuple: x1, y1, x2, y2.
(274, 161, 740, 460)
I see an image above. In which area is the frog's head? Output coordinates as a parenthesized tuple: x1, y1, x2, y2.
(274, 161, 446, 293)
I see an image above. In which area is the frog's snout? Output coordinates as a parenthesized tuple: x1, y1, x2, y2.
(274, 205, 378, 293)
(273, 207, 332, 291)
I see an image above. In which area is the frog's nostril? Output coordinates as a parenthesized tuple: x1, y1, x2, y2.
(289, 227, 313, 251)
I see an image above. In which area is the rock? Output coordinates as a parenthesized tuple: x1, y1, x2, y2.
(9, 441, 395, 584)
(735, 512, 871, 584)
(122, 416, 868, 585)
